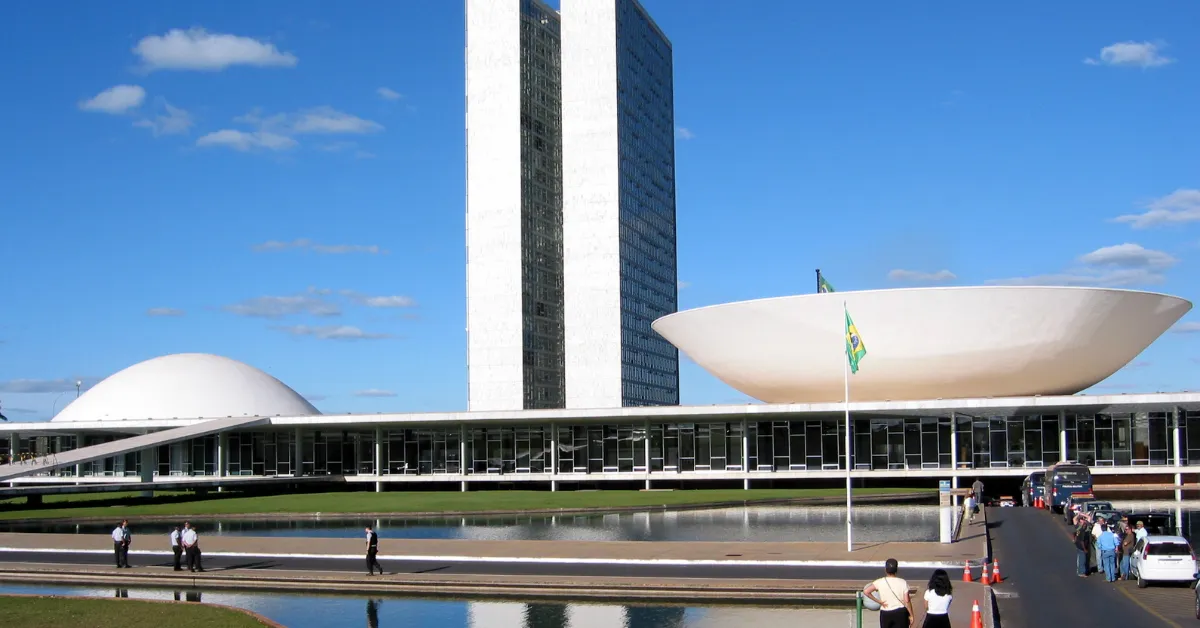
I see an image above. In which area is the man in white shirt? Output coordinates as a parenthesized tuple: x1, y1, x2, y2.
(110, 520, 131, 568)
(1134, 521, 1149, 542)
(169, 525, 183, 571)
(181, 522, 203, 572)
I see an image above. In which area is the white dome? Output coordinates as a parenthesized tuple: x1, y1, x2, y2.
(652, 286, 1192, 404)
(52, 353, 319, 422)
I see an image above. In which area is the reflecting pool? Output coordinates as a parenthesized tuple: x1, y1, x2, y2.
(0, 585, 862, 628)
(0, 505, 939, 542)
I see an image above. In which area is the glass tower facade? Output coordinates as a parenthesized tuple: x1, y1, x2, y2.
(615, 0, 680, 406)
(519, 0, 566, 409)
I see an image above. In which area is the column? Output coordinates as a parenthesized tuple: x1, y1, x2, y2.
(550, 422, 558, 492)
(741, 417, 749, 488)
(644, 419, 651, 490)
(459, 424, 468, 492)
(73, 433, 83, 479)
(1059, 410, 1068, 462)
(374, 427, 384, 493)
(6, 432, 15, 488)
(216, 432, 227, 485)
(949, 412, 958, 508)
(294, 427, 303, 477)
(1174, 408, 1183, 502)
(138, 447, 157, 498)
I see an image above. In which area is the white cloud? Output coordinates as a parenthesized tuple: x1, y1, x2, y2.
(134, 28, 297, 72)
(1173, 321, 1200, 334)
(133, 102, 193, 136)
(303, 393, 327, 402)
(677, 280, 690, 290)
(1077, 243, 1177, 268)
(223, 294, 340, 318)
(146, 307, 185, 317)
(339, 290, 416, 308)
(251, 239, 384, 254)
(1085, 41, 1174, 68)
(79, 85, 146, 114)
(354, 389, 397, 397)
(887, 269, 957, 283)
(377, 87, 402, 101)
(196, 129, 297, 152)
(273, 325, 391, 341)
(676, 127, 695, 140)
(291, 106, 384, 135)
(1114, 189, 1200, 228)
(986, 243, 1176, 287)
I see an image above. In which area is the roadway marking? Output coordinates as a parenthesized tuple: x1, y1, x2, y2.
(0, 548, 957, 569)
(1116, 586, 1184, 628)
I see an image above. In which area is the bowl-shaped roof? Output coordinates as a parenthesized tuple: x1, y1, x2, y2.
(52, 353, 319, 422)
(652, 286, 1192, 404)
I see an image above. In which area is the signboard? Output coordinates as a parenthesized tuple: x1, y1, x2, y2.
(939, 480, 951, 492)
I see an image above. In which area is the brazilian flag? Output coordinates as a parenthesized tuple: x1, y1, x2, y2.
(818, 275, 835, 294)
(845, 308, 866, 374)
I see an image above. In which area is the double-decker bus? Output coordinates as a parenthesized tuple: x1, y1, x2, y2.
(1042, 462, 1092, 513)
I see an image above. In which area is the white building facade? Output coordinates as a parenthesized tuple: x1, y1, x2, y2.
(466, 0, 680, 412)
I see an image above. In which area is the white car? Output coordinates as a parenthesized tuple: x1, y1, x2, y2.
(1131, 535, 1197, 588)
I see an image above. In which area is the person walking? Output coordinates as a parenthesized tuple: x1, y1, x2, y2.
(111, 520, 130, 568)
(1097, 522, 1119, 582)
(1074, 518, 1090, 577)
(965, 491, 976, 522)
(365, 526, 384, 576)
(921, 569, 953, 628)
(864, 558, 915, 628)
(169, 525, 183, 571)
(181, 522, 204, 572)
(971, 478, 984, 506)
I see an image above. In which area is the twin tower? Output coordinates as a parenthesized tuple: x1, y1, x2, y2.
(466, 0, 681, 411)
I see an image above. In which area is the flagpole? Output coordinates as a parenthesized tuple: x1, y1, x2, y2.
(844, 301, 853, 553)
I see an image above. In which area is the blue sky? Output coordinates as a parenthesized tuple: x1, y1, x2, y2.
(1, 1, 1198, 421)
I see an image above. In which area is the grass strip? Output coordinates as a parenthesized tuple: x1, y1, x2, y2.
(0, 487, 931, 521)
(0, 595, 274, 628)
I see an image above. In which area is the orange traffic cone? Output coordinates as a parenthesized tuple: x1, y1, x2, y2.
(980, 562, 991, 585)
(1035, 496, 1042, 509)
(970, 599, 983, 628)
(992, 560, 1003, 583)
(962, 561, 973, 582)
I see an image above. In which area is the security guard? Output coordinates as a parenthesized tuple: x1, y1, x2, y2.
(365, 526, 383, 576)
(111, 519, 131, 568)
(169, 525, 183, 571)
(181, 522, 203, 572)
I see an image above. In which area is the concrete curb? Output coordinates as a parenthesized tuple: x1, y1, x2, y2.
(0, 568, 885, 604)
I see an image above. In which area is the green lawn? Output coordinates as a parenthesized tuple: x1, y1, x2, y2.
(0, 487, 931, 521)
(0, 596, 272, 628)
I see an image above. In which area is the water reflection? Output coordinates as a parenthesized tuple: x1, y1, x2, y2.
(0, 584, 857, 628)
(0, 505, 939, 543)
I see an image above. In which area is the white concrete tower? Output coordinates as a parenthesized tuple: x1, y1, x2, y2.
(466, 0, 566, 411)
(561, 0, 680, 408)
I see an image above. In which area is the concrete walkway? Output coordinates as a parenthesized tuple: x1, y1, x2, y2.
(0, 516, 990, 568)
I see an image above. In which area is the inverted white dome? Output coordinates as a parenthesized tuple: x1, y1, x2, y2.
(653, 286, 1192, 404)
(52, 353, 319, 422)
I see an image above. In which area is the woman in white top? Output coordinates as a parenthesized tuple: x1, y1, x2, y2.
(864, 558, 915, 628)
(921, 569, 953, 628)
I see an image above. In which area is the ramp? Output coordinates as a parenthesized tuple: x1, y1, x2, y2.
(0, 416, 267, 483)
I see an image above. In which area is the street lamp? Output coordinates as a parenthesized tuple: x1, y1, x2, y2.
(75, 380, 82, 399)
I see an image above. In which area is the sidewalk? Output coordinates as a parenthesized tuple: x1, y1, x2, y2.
(0, 527, 989, 568)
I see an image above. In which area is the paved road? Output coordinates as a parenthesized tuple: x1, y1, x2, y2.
(989, 507, 1188, 627)
(0, 549, 939, 582)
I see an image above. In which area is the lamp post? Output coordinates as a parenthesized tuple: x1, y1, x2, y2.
(51, 391, 70, 417)
(75, 380, 82, 399)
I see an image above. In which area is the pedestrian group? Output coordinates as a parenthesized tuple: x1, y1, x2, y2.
(107, 521, 384, 576)
(1073, 509, 1147, 581)
(863, 558, 954, 628)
